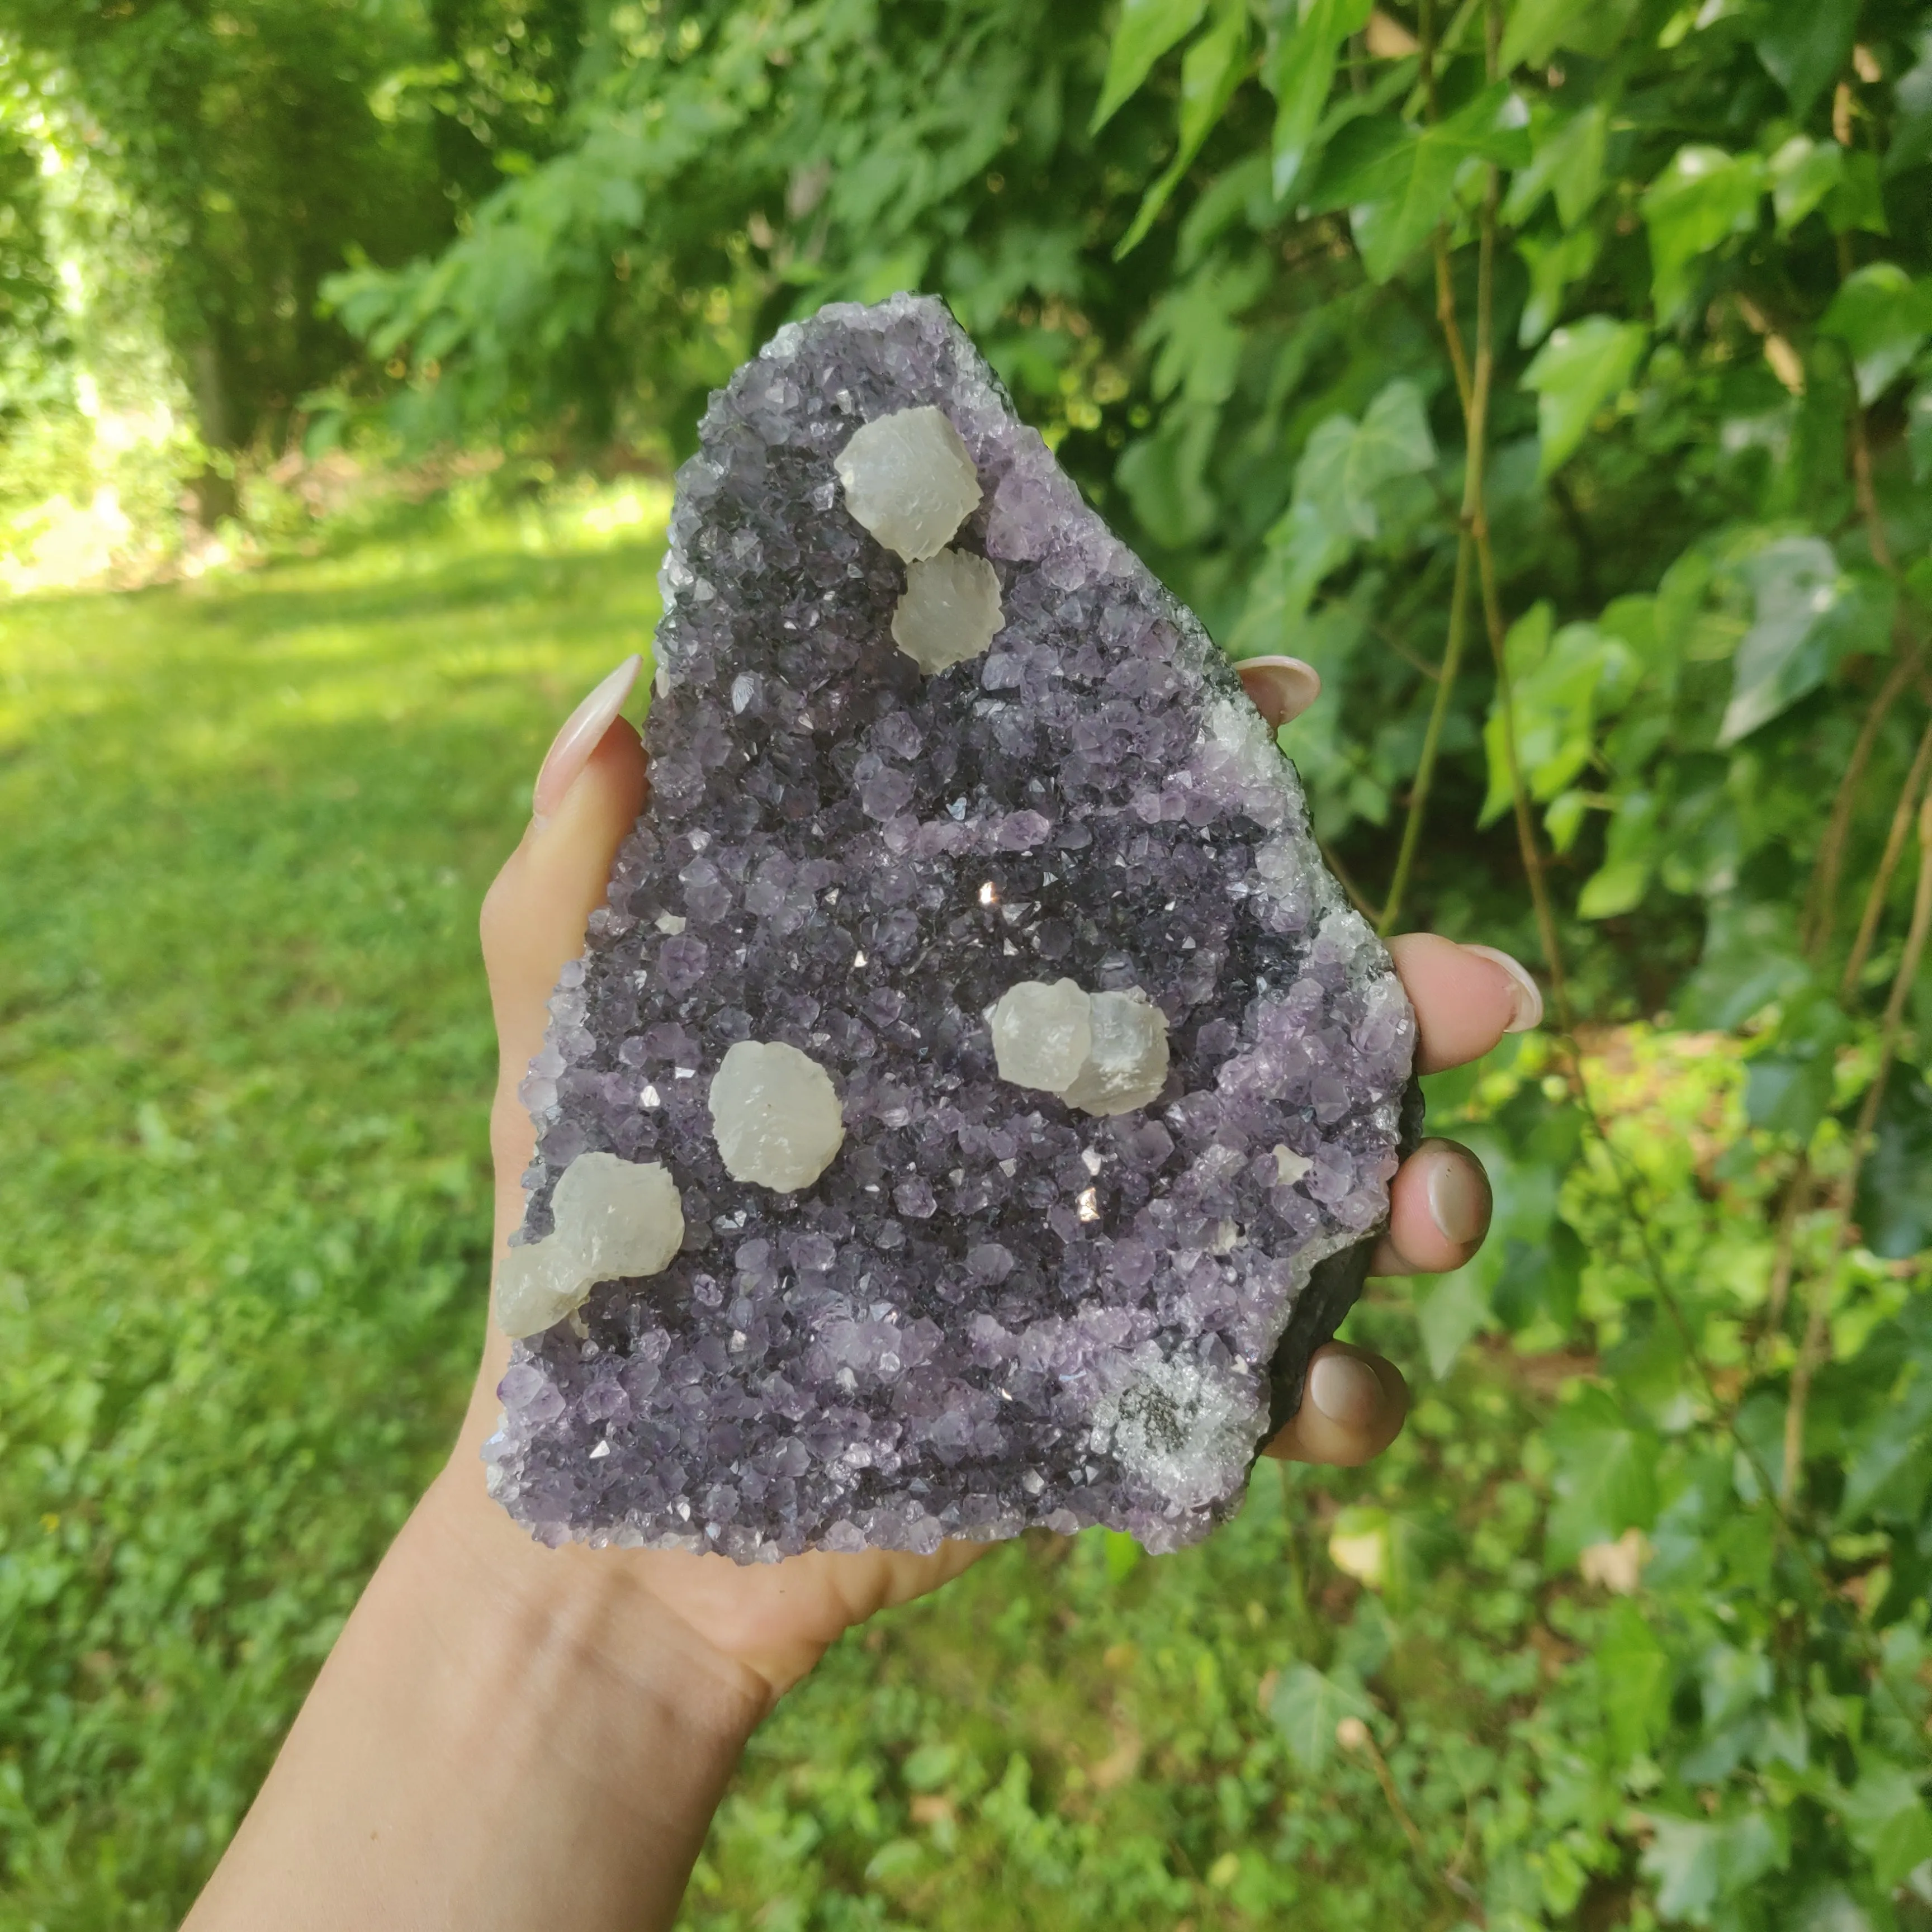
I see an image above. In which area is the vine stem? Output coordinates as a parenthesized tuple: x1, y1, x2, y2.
(1840, 707, 1932, 1000)
(1378, 0, 1495, 939)
(1379, 532, 1474, 937)
(1803, 641, 1923, 958)
(1783, 790, 1932, 1500)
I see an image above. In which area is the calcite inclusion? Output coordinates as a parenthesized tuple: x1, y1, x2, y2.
(484, 294, 1418, 1561)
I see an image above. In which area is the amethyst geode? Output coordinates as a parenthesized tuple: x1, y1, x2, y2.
(483, 295, 1418, 1560)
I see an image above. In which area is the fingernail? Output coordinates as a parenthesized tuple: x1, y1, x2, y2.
(533, 656, 641, 825)
(1462, 944, 1544, 1033)
(1424, 1142, 1491, 1248)
(1237, 656, 1322, 730)
(1309, 1352, 1382, 1427)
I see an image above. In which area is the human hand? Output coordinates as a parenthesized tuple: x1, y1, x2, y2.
(448, 651, 1539, 1707)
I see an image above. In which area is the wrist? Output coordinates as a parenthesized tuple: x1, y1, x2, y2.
(416, 1459, 773, 1751)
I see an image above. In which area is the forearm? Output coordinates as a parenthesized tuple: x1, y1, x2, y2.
(185, 1468, 765, 1932)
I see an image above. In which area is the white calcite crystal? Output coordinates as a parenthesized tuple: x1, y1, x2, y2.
(833, 404, 982, 561)
(708, 1039, 846, 1190)
(892, 548, 1003, 673)
(988, 980, 1170, 1117)
(495, 1152, 684, 1339)
(1061, 988, 1171, 1117)
(988, 978, 1092, 1092)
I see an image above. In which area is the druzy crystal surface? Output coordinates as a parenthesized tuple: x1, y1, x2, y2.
(485, 294, 1419, 1561)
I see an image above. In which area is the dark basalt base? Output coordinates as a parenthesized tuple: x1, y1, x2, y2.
(484, 294, 1419, 1561)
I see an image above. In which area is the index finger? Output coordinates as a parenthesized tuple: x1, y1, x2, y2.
(1386, 932, 1542, 1073)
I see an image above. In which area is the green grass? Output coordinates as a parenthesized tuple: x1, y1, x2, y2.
(0, 500, 1670, 1930)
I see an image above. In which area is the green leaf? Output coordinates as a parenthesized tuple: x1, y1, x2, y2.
(1270, 1661, 1374, 1773)
(1252, 377, 1437, 615)
(1091, 0, 1211, 131)
(1502, 102, 1608, 230)
(1543, 1385, 1660, 1567)
(1481, 604, 1641, 825)
(1838, 1359, 1932, 1523)
(1838, 1761, 1932, 1890)
(1755, 0, 1860, 121)
(1596, 1599, 1670, 1759)
(1579, 790, 1658, 919)
(1523, 315, 1647, 473)
(1641, 146, 1765, 320)
(1114, 0, 1251, 257)
(1642, 1809, 1788, 1920)
(1415, 1267, 1490, 1377)
(1344, 378, 1437, 516)
(1498, 0, 1594, 73)
(1856, 1072, 1932, 1260)
(1718, 537, 1888, 746)
(1887, 28, 1932, 177)
(1768, 135, 1845, 234)
(1911, 380, 1932, 484)
(1265, 0, 1375, 197)
(1516, 223, 1602, 346)
(1826, 149, 1889, 237)
(1745, 986, 1855, 1141)
(1819, 262, 1932, 404)
(1311, 84, 1530, 283)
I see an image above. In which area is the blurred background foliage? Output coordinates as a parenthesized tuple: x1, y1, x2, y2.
(2, 0, 1931, 1926)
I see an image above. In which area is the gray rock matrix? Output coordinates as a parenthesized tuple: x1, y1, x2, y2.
(484, 294, 1418, 1561)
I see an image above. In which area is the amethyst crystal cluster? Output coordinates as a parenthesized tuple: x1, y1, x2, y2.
(484, 295, 1418, 1560)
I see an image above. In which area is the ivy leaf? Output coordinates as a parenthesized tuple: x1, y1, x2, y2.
(1641, 146, 1765, 320)
(1342, 378, 1436, 522)
(1498, 0, 1594, 73)
(1310, 84, 1530, 283)
(1819, 262, 1932, 404)
(1855, 1071, 1932, 1261)
(1745, 986, 1855, 1142)
(1522, 315, 1647, 474)
(1768, 135, 1845, 233)
(1270, 1661, 1374, 1773)
(1115, 0, 1251, 257)
(1911, 381, 1932, 485)
(1265, 0, 1375, 197)
(1754, 0, 1860, 121)
(1642, 1809, 1788, 1920)
(1718, 537, 1888, 747)
(1543, 1385, 1660, 1567)
(1596, 1600, 1670, 1760)
(1887, 28, 1932, 177)
(1838, 1761, 1932, 1891)
(1838, 1359, 1932, 1524)
(1091, 0, 1211, 132)
(1503, 102, 1608, 230)
(1579, 790, 1658, 920)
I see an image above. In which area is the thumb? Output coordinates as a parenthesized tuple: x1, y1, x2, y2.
(481, 661, 649, 1227)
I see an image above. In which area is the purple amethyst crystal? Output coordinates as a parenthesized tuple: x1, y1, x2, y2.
(483, 295, 1419, 1560)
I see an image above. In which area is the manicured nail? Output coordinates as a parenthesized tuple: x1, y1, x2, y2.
(1309, 1352, 1382, 1427)
(1462, 944, 1544, 1033)
(532, 656, 641, 825)
(1237, 656, 1322, 730)
(1424, 1142, 1491, 1248)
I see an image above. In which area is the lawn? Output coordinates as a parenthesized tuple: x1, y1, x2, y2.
(0, 497, 1722, 1930)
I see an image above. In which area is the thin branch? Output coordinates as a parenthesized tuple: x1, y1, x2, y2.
(1758, 1153, 1812, 1362)
(1841, 708, 1932, 1000)
(1456, 0, 1573, 1029)
(1784, 790, 1932, 1499)
(1372, 617, 1442, 681)
(1805, 640, 1924, 958)
(1379, 533, 1475, 935)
